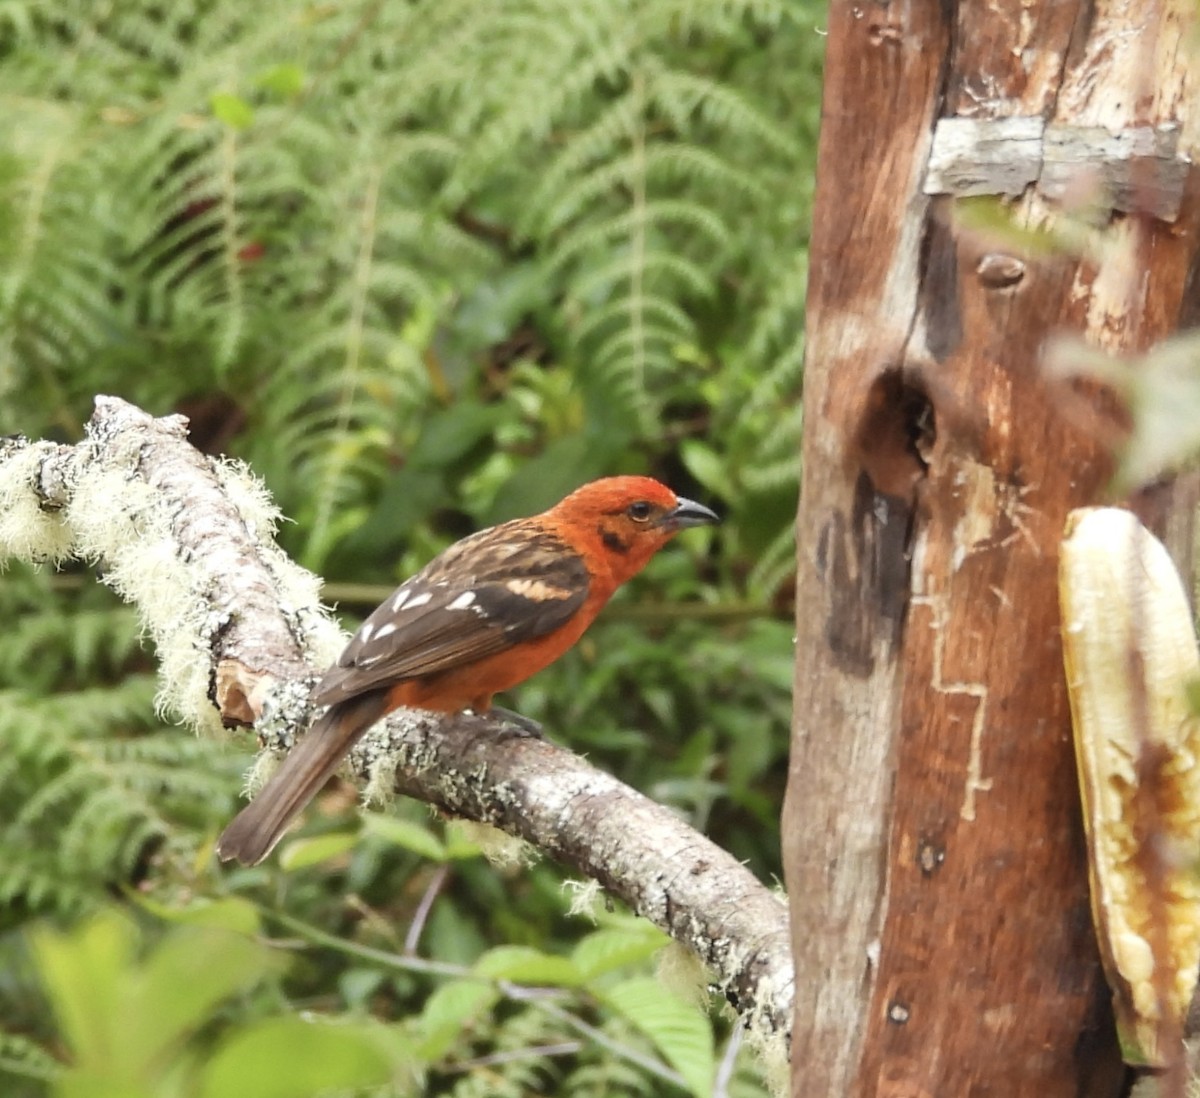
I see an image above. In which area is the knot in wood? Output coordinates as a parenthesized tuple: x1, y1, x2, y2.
(916, 838, 945, 876)
(975, 253, 1026, 289)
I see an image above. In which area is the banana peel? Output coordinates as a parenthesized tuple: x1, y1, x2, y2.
(1060, 506, 1200, 1065)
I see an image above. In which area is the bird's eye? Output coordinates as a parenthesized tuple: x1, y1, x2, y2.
(626, 501, 653, 522)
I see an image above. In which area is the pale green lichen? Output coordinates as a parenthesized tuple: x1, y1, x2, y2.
(656, 940, 709, 1010)
(562, 877, 602, 921)
(212, 455, 282, 540)
(0, 443, 74, 563)
(455, 818, 535, 870)
(66, 462, 231, 737)
(742, 1022, 790, 1098)
(362, 750, 400, 808)
(212, 456, 343, 664)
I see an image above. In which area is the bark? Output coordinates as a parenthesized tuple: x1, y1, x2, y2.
(784, 0, 1200, 1094)
(0, 395, 793, 1048)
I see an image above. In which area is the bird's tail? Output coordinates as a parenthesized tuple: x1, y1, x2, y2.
(216, 690, 391, 866)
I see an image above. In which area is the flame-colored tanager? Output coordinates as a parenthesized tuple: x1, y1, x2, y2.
(216, 476, 718, 865)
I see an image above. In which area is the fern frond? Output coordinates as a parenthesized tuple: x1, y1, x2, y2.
(574, 296, 694, 351)
(0, 678, 236, 918)
(520, 96, 643, 237)
(652, 69, 800, 159)
(3, 0, 816, 613)
(571, 252, 714, 304)
(746, 510, 799, 599)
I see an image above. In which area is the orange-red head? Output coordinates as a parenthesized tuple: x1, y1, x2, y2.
(544, 476, 719, 584)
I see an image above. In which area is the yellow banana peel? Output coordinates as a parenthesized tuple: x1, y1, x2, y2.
(1061, 506, 1200, 1065)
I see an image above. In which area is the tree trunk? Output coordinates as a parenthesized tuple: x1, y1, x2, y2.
(783, 0, 1200, 1093)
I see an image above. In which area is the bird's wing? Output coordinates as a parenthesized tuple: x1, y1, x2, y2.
(311, 521, 590, 706)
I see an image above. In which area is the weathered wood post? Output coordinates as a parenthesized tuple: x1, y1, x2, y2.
(783, 1, 1200, 1092)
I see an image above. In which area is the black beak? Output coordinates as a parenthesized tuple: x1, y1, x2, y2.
(663, 496, 720, 530)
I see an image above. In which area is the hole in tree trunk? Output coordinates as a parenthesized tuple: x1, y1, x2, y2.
(852, 367, 935, 499)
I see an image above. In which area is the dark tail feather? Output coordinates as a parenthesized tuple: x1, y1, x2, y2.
(216, 691, 391, 866)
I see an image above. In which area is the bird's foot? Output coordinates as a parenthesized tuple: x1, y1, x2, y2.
(481, 706, 544, 740)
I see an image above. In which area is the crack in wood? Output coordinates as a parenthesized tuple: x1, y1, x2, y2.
(819, 370, 937, 673)
(913, 590, 994, 822)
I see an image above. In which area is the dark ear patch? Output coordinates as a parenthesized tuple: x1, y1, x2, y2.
(600, 527, 630, 554)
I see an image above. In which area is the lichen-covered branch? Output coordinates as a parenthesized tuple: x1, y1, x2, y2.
(0, 395, 793, 1050)
(0, 396, 341, 733)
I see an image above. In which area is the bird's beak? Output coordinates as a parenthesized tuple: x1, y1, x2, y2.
(663, 496, 720, 530)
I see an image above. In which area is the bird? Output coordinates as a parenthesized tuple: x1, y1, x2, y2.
(216, 475, 719, 865)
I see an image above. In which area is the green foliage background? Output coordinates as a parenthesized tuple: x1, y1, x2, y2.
(0, 1, 821, 1094)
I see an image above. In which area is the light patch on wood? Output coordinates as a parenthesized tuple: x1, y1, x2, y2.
(982, 1003, 1019, 1032)
(914, 590, 993, 822)
(1021, 44, 1066, 116)
(1054, 0, 1190, 131)
(1085, 217, 1148, 354)
(215, 660, 275, 725)
(925, 117, 1188, 219)
(909, 524, 931, 598)
(805, 305, 876, 366)
(950, 460, 1040, 572)
(1068, 265, 1095, 308)
(1042, 124, 1187, 222)
(880, 140, 936, 326)
(951, 461, 999, 571)
(924, 115, 1044, 197)
(505, 578, 569, 602)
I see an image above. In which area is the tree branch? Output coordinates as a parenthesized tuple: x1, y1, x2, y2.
(0, 395, 793, 1050)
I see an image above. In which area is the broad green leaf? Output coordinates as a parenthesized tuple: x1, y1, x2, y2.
(415, 979, 497, 1061)
(363, 814, 446, 861)
(135, 927, 276, 1062)
(209, 92, 254, 130)
(680, 440, 736, 500)
(56, 1071, 158, 1098)
(339, 468, 444, 558)
(1045, 333, 1200, 492)
(29, 911, 137, 1072)
(442, 820, 484, 860)
(603, 977, 713, 1098)
(485, 436, 607, 524)
(339, 967, 386, 1010)
(278, 831, 358, 871)
(955, 195, 1080, 256)
(132, 896, 261, 937)
(254, 63, 305, 98)
(408, 405, 505, 470)
(572, 927, 665, 980)
(200, 1017, 400, 1098)
(30, 912, 278, 1088)
(472, 945, 582, 987)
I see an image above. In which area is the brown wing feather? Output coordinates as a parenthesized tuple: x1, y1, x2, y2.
(312, 521, 589, 707)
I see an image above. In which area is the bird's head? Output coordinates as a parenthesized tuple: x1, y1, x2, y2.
(548, 476, 719, 582)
